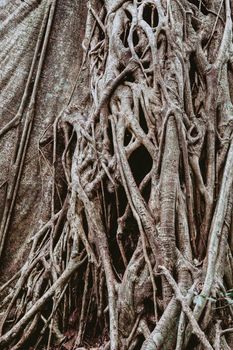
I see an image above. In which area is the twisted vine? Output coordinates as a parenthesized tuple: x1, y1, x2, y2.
(1, 0, 233, 349)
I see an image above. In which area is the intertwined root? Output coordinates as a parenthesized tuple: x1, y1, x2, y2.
(1, 0, 233, 349)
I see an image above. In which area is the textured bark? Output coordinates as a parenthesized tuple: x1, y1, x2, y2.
(0, 0, 233, 349)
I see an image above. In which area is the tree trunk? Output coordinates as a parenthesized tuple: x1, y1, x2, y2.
(0, 0, 233, 349)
